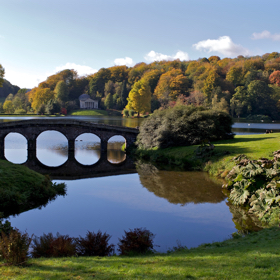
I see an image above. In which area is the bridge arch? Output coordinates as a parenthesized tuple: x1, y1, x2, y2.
(36, 130, 68, 167)
(75, 133, 101, 165)
(107, 135, 126, 164)
(4, 132, 28, 164)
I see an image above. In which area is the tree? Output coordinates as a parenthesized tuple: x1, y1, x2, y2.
(154, 69, 190, 102)
(269, 70, 280, 86)
(0, 64, 4, 87)
(54, 80, 69, 103)
(121, 80, 129, 108)
(31, 88, 55, 112)
(3, 100, 14, 113)
(202, 70, 219, 101)
(104, 93, 113, 109)
(126, 79, 151, 116)
(226, 66, 244, 86)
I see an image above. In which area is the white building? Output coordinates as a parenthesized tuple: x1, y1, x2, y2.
(79, 94, 98, 109)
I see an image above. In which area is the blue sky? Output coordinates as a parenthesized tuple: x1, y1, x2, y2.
(1, 0, 280, 88)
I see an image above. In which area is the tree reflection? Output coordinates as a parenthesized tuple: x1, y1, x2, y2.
(137, 162, 226, 205)
(226, 201, 264, 234)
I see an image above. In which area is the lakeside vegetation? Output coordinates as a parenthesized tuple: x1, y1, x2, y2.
(0, 226, 280, 279)
(0, 160, 66, 218)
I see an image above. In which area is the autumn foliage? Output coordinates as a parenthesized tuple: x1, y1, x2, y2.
(2, 52, 280, 118)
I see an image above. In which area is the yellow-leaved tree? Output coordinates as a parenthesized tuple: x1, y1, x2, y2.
(126, 79, 151, 116)
(31, 88, 55, 112)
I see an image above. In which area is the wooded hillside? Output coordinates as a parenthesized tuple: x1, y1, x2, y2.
(1, 52, 280, 118)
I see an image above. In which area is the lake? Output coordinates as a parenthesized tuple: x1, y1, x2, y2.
(1, 116, 270, 252)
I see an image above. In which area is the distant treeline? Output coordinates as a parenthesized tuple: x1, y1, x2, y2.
(1, 52, 280, 118)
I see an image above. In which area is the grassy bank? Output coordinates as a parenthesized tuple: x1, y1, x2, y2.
(1, 227, 280, 279)
(135, 133, 280, 175)
(69, 109, 122, 116)
(0, 160, 66, 217)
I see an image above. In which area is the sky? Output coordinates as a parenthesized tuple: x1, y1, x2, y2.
(1, 0, 280, 89)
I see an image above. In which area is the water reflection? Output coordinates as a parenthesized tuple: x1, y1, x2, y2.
(4, 132, 27, 164)
(75, 133, 101, 165)
(137, 163, 226, 205)
(107, 136, 126, 164)
(37, 131, 68, 167)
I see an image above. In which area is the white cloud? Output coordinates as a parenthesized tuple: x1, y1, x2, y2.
(193, 36, 250, 57)
(55, 63, 97, 76)
(114, 57, 135, 67)
(4, 68, 49, 89)
(251, 30, 280, 41)
(144, 50, 189, 62)
(4, 63, 97, 89)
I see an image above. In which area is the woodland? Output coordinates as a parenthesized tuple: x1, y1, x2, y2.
(1, 52, 280, 119)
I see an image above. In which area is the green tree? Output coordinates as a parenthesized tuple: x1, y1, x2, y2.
(54, 80, 69, 103)
(104, 93, 113, 109)
(121, 80, 129, 108)
(126, 79, 151, 116)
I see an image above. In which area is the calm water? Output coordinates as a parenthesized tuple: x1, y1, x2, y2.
(1, 116, 267, 251)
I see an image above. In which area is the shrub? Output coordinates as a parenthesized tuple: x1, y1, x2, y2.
(0, 229, 32, 265)
(137, 105, 233, 149)
(14, 109, 26, 114)
(129, 109, 135, 117)
(76, 230, 115, 256)
(0, 218, 13, 236)
(31, 233, 76, 258)
(118, 228, 155, 255)
(123, 109, 129, 117)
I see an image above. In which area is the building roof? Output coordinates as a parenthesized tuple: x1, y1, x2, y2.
(79, 94, 91, 100)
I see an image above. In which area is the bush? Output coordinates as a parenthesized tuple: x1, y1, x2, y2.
(0, 229, 32, 265)
(118, 228, 155, 255)
(14, 109, 26, 114)
(76, 230, 115, 256)
(137, 105, 233, 149)
(129, 109, 135, 117)
(31, 233, 76, 258)
(0, 218, 13, 236)
(123, 109, 129, 117)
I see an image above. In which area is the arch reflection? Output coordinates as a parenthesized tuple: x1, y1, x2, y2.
(75, 133, 101, 165)
(37, 131, 68, 167)
(107, 135, 126, 164)
(4, 132, 27, 164)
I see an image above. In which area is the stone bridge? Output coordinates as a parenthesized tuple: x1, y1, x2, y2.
(0, 119, 139, 162)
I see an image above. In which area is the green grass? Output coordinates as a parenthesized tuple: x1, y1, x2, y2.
(69, 109, 122, 116)
(0, 160, 66, 217)
(135, 133, 280, 175)
(1, 227, 280, 279)
(70, 109, 109, 116)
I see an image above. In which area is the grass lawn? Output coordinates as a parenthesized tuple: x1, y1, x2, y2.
(136, 133, 280, 176)
(69, 109, 122, 116)
(0, 227, 280, 279)
(0, 160, 65, 217)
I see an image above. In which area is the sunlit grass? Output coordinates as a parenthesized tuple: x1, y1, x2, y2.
(136, 133, 280, 175)
(1, 227, 280, 279)
(70, 109, 109, 116)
